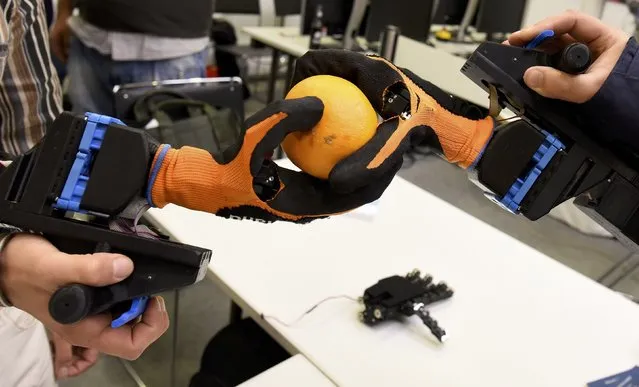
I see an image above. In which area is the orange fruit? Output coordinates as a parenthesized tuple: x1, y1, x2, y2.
(282, 75, 378, 179)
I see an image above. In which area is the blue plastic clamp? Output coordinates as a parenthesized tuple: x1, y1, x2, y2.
(499, 130, 565, 214)
(111, 296, 150, 328)
(525, 30, 555, 50)
(53, 112, 124, 212)
(53, 112, 149, 328)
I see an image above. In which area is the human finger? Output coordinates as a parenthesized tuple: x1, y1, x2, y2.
(522, 66, 603, 102)
(509, 10, 611, 47)
(53, 334, 74, 379)
(66, 348, 99, 377)
(93, 296, 169, 360)
(46, 252, 133, 288)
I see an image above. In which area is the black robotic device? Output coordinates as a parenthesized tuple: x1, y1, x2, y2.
(0, 112, 211, 327)
(360, 270, 453, 342)
(385, 30, 639, 252)
(460, 34, 639, 251)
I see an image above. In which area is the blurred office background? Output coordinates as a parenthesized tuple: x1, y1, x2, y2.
(48, 0, 639, 386)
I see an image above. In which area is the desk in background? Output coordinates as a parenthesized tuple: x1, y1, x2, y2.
(242, 26, 489, 108)
(146, 159, 639, 387)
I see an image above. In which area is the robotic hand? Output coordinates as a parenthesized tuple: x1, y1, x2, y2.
(147, 97, 396, 223)
(462, 31, 639, 251)
(294, 28, 639, 252)
(290, 49, 495, 194)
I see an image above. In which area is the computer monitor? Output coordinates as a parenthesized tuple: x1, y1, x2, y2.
(301, 0, 355, 36)
(475, 0, 526, 40)
(214, 0, 260, 14)
(433, 0, 469, 25)
(274, 0, 301, 16)
(365, 0, 434, 43)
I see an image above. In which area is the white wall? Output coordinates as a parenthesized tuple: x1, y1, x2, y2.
(522, 0, 605, 28)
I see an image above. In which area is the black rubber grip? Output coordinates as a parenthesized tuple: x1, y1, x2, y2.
(49, 282, 131, 324)
(553, 43, 591, 75)
(49, 284, 96, 324)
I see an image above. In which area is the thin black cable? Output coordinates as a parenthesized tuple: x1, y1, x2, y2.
(261, 295, 360, 327)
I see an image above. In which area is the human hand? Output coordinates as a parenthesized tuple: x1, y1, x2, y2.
(507, 10, 629, 103)
(51, 331, 99, 380)
(49, 14, 72, 62)
(289, 49, 494, 192)
(147, 98, 396, 222)
(0, 233, 169, 360)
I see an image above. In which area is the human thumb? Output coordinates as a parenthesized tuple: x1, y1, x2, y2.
(51, 252, 134, 287)
(523, 66, 595, 103)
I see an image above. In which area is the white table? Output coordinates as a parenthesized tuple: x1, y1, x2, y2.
(146, 159, 639, 387)
(238, 355, 334, 387)
(428, 38, 480, 58)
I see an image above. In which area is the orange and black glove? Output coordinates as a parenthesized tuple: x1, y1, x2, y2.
(291, 49, 495, 194)
(146, 97, 399, 223)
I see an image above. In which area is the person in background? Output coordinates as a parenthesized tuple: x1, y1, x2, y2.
(50, 0, 213, 115)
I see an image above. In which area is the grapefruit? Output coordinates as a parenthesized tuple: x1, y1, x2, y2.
(282, 75, 378, 179)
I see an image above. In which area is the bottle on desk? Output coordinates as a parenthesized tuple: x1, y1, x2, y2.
(309, 4, 324, 49)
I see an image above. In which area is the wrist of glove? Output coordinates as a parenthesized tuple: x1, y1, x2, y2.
(146, 98, 398, 223)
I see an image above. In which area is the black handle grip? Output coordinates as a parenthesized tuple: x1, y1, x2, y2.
(552, 43, 591, 74)
(49, 282, 132, 324)
(49, 284, 95, 324)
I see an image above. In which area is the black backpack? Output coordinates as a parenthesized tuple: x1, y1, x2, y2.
(189, 318, 290, 387)
(132, 89, 241, 162)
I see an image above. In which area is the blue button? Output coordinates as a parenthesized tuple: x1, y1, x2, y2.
(525, 30, 555, 49)
(111, 296, 150, 328)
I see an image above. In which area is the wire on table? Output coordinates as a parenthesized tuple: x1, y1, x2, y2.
(261, 295, 360, 327)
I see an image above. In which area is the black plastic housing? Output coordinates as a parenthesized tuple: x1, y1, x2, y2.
(0, 112, 211, 324)
(81, 123, 152, 215)
(462, 42, 639, 249)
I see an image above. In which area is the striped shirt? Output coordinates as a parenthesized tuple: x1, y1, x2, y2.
(0, 0, 62, 157)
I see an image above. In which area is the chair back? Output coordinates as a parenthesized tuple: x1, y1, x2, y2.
(113, 77, 245, 163)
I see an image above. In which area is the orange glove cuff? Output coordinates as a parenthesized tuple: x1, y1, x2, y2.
(149, 145, 226, 211)
(416, 97, 494, 168)
(366, 56, 494, 170)
(150, 144, 268, 216)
